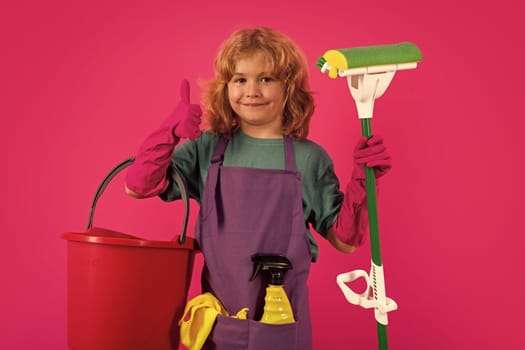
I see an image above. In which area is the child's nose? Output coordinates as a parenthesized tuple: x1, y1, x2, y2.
(245, 81, 261, 97)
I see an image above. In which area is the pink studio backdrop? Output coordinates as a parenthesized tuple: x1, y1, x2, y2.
(2, 0, 524, 349)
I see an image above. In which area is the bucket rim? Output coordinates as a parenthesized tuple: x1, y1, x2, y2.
(61, 227, 197, 250)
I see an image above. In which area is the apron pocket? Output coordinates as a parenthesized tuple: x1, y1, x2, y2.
(206, 315, 298, 350)
(247, 319, 298, 350)
(206, 315, 248, 350)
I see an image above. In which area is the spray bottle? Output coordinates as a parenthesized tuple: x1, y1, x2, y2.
(250, 253, 295, 324)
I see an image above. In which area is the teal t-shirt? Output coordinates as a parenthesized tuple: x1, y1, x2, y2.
(161, 129, 343, 261)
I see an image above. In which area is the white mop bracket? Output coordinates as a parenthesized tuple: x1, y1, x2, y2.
(320, 61, 417, 119)
(336, 260, 398, 325)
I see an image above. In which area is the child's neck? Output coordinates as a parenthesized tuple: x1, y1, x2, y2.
(239, 124, 283, 139)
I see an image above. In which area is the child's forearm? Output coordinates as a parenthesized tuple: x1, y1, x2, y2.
(330, 180, 369, 248)
(125, 127, 179, 198)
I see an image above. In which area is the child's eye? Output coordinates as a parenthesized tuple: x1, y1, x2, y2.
(232, 77, 246, 84)
(260, 77, 275, 83)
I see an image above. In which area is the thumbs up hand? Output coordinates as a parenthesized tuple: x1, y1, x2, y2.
(167, 79, 202, 140)
(124, 79, 202, 198)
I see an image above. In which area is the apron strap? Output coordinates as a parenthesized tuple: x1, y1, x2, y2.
(211, 135, 230, 164)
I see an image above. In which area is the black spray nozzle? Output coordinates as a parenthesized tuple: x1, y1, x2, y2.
(250, 253, 293, 285)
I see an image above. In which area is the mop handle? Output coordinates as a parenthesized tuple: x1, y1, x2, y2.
(360, 119, 382, 265)
(361, 118, 390, 350)
(86, 157, 190, 244)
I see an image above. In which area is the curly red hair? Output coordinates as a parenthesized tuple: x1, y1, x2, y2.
(202, 27, 315, 139)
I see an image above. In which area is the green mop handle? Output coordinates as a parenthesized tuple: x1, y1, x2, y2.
(360, 118, 389, 350)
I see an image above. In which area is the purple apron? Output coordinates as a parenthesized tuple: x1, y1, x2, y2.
(195, 135, 312, 350)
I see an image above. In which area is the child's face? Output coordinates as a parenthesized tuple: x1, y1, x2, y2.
(227, 52, 286, 137)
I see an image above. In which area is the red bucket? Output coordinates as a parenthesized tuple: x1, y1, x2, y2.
(62, 158, 197, 350)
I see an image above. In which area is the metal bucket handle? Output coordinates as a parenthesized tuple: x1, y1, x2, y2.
(86, 156, 190, 244)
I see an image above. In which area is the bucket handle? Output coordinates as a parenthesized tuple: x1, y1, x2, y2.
(86, 156, 191, 245)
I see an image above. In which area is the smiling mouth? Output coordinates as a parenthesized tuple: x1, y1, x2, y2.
(242, 102, 268, 107)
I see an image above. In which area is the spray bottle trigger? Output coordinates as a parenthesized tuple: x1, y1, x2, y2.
(250, 262, 262, 281)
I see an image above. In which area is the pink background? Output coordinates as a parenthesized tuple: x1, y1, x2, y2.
(2, 0, 524, 349)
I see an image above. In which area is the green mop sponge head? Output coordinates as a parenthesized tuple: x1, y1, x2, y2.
(317, 42, 423, 78)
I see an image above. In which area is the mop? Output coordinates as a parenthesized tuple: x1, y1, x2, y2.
(317, 42, 422, 350)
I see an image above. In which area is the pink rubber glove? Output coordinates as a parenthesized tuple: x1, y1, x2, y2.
(332, 135, 392, 246)
(125, 79, 202, 197)
(352, 135, 391, 181)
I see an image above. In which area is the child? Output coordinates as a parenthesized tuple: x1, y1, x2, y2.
(125, 27, 391, 350)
